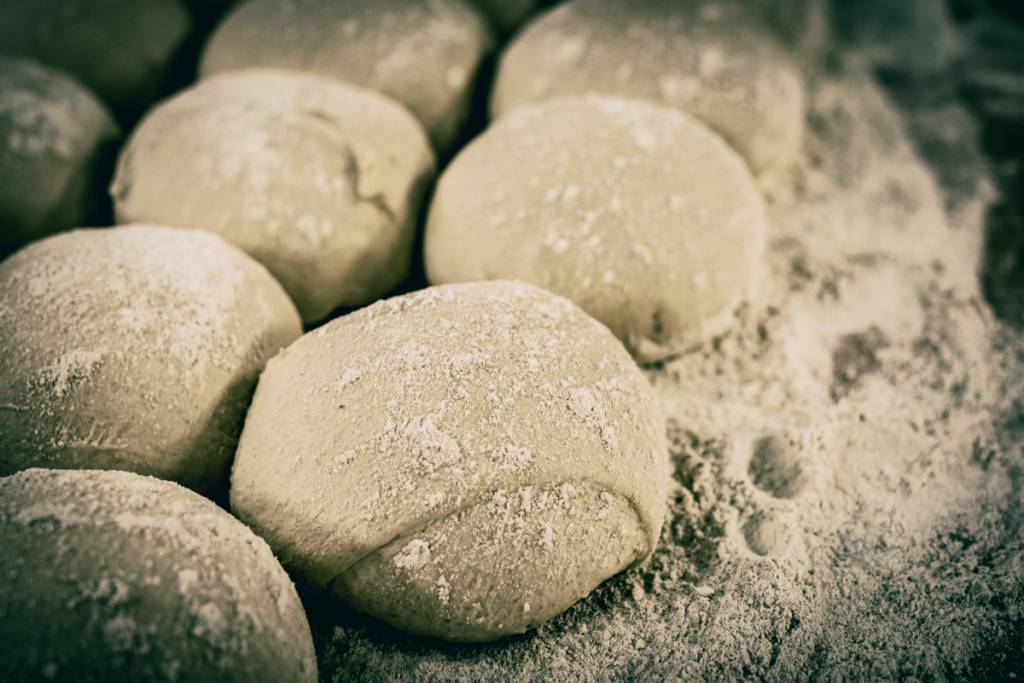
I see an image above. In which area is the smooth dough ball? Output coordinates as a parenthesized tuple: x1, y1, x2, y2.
(425, 96, 768, 362)
(0, 0, 192, 108)
(201, 0, 492, 153)
(112, 69, 435, 323)
(231, 281, 670, 641)
(0, 225, 302, 492)
(0, 58, 119, 253)
(492, 0, 806, 174)
(0, 468, 317, 682)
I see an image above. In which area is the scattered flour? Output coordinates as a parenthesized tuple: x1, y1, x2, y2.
(315, 8, 1024, 681)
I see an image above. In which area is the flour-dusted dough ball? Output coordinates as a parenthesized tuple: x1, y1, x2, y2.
(201, 0, 492, 153)
(492, 0, 806, 174)
(231, 281, 670, 641)
(0, 0, 191, 109)
(0, 58, 119, 252)
(425, 97, 768, 362)
(112, 70, 435, 323)
(0, 468, 317, 682)
(0, 225, 302, 492)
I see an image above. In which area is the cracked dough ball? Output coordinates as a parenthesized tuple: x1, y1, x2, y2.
(492, 0, 806, 174)
(200, 0, 492, 153)
(112, 69, 435, 323)
(0, 0, 191, 108)
(0, 57, 119, 253)
(425, 96, 767, 362)
(231, 281, 670, 641)
(0, 225, 302, 492)
(0, 468, 317, 683)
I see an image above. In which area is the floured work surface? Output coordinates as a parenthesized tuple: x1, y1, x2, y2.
(314, 9, 1024, 682)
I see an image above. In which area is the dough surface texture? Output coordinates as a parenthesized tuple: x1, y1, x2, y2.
(492, 0, 805, 174)
(201, 0, 492, 153)
(426, 96, 767, 362)
(0, 57, 119, 252)
(0, 468, 317, 683)
(0, 225, 302, 492)
(231, 281, 670, 641)
(112, 69, 435, 323)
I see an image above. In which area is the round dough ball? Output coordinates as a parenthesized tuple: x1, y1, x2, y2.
(0, 225, 302, 492)
(0, 57, 119, 253)
(201, 0, 492, 153)
(491, 0, 806, 174)
(112, 69, 435, 323)
(0, 468, 317, 682)
(231, 281, 670, 641)
(0, 0, 192, 108)
(425, 96, 768, 362)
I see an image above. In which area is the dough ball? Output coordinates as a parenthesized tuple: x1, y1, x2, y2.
(492, 0, 806, 174)
(112, 69, 435, 323)
(0, 225, 302, 492)
(231, 281, 670, 641)
(201, 0, 492, 153)
(0, 0, 192, 108)
(0, 468, 317, 682)
(0, 57, 119, 253)
(425, 96, 768, 362)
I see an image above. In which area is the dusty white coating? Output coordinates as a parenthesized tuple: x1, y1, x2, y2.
(231, 281, 670, 640)
(426, 96, 767, 362)
(492, 0, 806, 174)
(0, 0, 191, 106)
(0, 225, 302, 492)
(201, 0, 492, 152)
(0, 468, 317, 682)
(315, 20, 1024, 680)
(112, 69, 435, 322)
(0, 57, 119, 249)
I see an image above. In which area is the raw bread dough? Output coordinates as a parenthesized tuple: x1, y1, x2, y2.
(111, 69, 435, 323)
(0, 0, 192, 108)
(231, 281, 670, 641)
(0, 57, 119, 252)
(201, 0, 492, 153)
(0, 225, 302, 492)
(491, 0, 806, 174)
(425, 96, 768, 362)
(0, 468, 317, 682)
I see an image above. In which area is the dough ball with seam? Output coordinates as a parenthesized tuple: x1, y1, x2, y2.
(112, 69, 435, 323)
(0, 0, 192, 109)
(230, 281, 670, 641)
(200, 0, 492, 153)
(0, 225, 302, 493)
(426, 96, 768, 363)
(492, 0, 806, 174)
(0, 468, 317, 682)
(0, 57, 119, 253)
